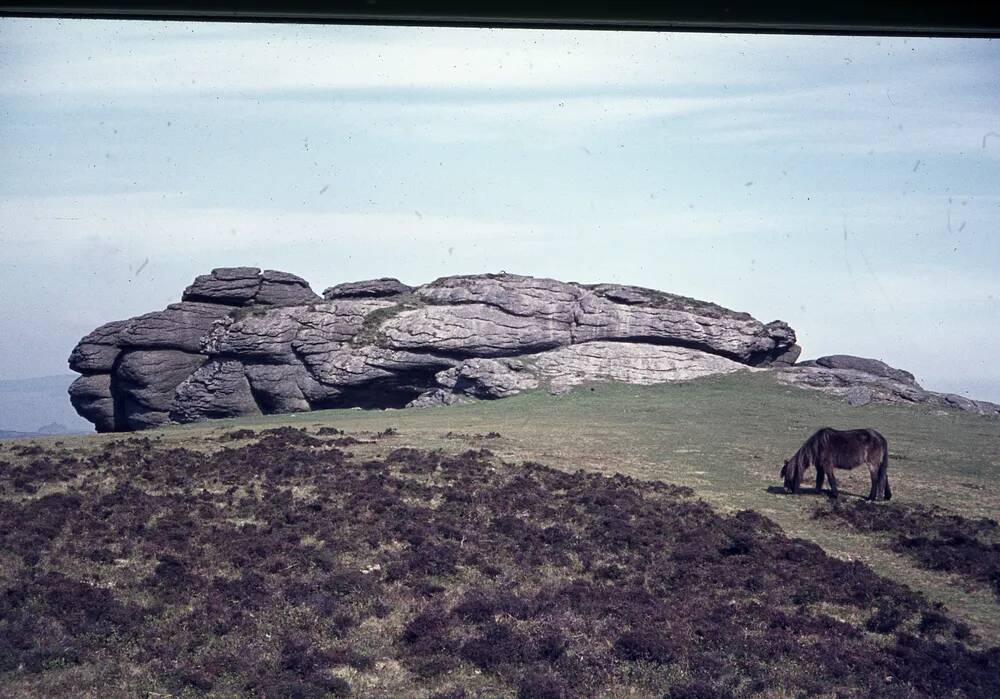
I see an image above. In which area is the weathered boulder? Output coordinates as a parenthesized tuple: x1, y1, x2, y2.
(418, 274, 582, 320)
(68, 374, 115, 432)
(183, 267, 320, 307)
(407, 388, 471, 409)
(774, 364, 927, 405)
(171, 360, 262, 423)
(571, 292, 788, 363)
(411, 275, 793, 363)
(119, 302, 231, 353)
(183, 266, 261, 305)
(934, 393, 1000, 416)
(68, 319, 130, 373)
(775, 358, 1000, 417)
(244, 362, 328, 413)
(768, 344, 802, 368)
(801, 354, 917, 385)
(761, 322, 798, 362)
(382, 303, 573, 356)
(257, 270, 323, 306)
(419, 342, 750, 403)
(112, 350, 207, 430)
(300, 344, 458, 389)
(294, 300, 398, 355)
(532, 342, 748, 393)
(323, 278, 413, 299)
(435, 358, 540, 398)
(204, 308, 300, 362)
(585, 284, 657, 306)
(845, 386, 874, 407)
(204, 300, 395, 362)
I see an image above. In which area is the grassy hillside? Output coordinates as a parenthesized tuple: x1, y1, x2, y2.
(1, 372, 998, 697)
(162, 372, 1000, 638)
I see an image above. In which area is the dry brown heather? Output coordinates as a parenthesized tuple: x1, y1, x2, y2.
(1, 423, 1000, 698)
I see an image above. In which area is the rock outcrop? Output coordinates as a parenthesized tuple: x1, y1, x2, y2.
(68, 269, 798, 431)
(68, 269, 998, 432)
(799, 355, 917, 385)
(775, 356, 1000, 417)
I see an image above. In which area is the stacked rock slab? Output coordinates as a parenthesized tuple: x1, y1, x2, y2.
(774, 357, 1000, 416)
(420, 343, 748, 404)
(69, 270, 800, 431)
(68, 268, 321, 431)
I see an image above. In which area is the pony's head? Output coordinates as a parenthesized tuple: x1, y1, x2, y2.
(781, 456, 802, 492)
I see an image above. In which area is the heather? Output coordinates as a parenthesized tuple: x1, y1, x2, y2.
(814, 500, 1000, 598)
(2, 426, 999, 697)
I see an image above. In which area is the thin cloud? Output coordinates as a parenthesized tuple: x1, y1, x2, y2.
(2, 21, 996, 97)
(0, 192, 551, 259)
(3, 21, 996, 157)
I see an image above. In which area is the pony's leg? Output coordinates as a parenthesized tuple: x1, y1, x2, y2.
(868, 465, 878, 501)
(826, 470, 839, 499)
(815, 468, 825, 494)
(883, 474, 892, 501)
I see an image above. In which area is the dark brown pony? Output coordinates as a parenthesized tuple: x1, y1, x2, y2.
(781, 428, 891, 501)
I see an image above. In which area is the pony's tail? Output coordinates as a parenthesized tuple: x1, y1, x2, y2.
(878, 436, 891, 501)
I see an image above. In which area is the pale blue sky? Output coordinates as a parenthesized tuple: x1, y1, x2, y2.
(1, 20, 999, 400)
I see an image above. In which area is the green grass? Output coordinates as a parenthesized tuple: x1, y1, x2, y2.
(11, 371, 1000, 642)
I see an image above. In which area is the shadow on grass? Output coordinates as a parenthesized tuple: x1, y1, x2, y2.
(765, 485, 870, 500)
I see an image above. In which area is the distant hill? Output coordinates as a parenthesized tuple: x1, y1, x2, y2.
(0, 422, 85, 441)
(0, 375, 92, 436)
(0, 429, 39, 440)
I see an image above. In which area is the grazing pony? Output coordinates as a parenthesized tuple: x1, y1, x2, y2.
(780, 428, 891, 501)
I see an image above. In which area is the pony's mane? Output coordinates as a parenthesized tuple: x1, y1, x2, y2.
(784, 428, 831, 487)
(795, 429, 827, 466)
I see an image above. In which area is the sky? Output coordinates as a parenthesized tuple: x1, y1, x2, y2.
(1, 19, 999, 401)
